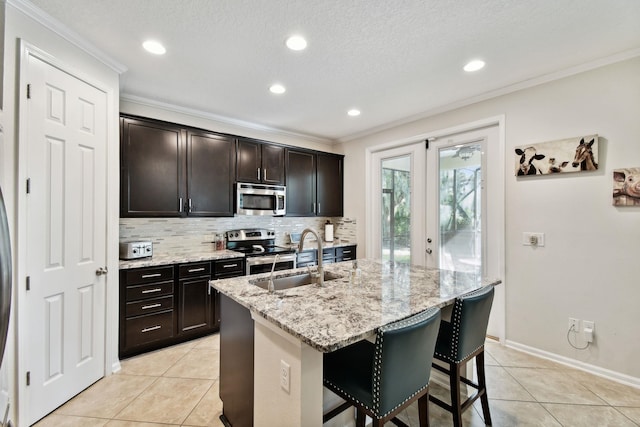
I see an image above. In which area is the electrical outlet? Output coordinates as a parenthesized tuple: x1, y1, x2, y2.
(523, 232, 545, 247)
(583, 320, 595, 343)
(280, 360, 290, 393)
(568, 318, 579, 332)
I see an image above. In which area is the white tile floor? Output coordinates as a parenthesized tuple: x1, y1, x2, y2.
(34, 335, 640, 426)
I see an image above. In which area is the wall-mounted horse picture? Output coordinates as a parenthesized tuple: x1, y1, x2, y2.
(514, 134, 599, 177)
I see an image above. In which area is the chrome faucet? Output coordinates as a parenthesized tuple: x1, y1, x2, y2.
(299, 228, 324, 286)
(267, 254, 280, 293)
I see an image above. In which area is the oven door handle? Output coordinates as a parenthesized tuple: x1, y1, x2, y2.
(246, 254, 296, 267)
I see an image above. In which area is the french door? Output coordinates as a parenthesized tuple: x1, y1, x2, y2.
(371, 122, 504, 339)
(425, 134, 486, 274)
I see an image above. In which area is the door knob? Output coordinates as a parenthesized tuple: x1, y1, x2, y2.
(95, 267, 108, 276)
(427, 238, 432, 243)
(426, 248, 433, 254)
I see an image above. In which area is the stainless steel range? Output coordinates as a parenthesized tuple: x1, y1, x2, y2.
(226, 228, 296, 275)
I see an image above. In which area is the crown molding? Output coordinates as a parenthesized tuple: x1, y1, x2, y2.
(120, 93, 336, 146)
(8, 0, 127, 74)
(339, 47, 640, 143)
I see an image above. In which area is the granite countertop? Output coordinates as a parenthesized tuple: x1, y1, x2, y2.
(210, 259, 501, 353)
(119, 249, 245, 270)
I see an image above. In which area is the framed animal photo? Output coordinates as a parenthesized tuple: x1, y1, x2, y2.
(514, 134, 599, 176)
(613, 168, 640, 206)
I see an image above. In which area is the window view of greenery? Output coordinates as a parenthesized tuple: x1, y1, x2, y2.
(439, 150, 482, 274)
(382, 166, 411, 264)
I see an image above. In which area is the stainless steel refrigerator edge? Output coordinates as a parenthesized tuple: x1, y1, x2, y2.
(0, 187, 11, 367)
(0, 186, 12, 426)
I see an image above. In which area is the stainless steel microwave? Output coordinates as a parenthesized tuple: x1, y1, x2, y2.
(236, 182, 286, 216)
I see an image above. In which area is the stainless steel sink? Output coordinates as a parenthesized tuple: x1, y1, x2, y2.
(251, 271, 343, 291)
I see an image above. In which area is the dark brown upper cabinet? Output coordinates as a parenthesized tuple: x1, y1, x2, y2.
(120, 116, 186, 217)
(286, 149, 344, 217)
(186, 130, 235, 216)
(316, 153, 344, 216)
(236, 138, 285, 185)
(286, 149, 316, 216)
(120, 115, 235, 217)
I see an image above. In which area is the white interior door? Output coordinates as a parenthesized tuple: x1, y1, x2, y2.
(425, 125, 503, 339)
(22, 50, 107, 425)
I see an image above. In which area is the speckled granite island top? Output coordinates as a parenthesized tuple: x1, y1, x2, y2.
(211, 259, 501, 353)
(119, 249, 244, 269)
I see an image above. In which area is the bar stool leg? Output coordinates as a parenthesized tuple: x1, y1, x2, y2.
(356, 408, 366, 427)
(418, 393, 430, 427)
(476, 352, 492, 425)
(450, 362, 463, 427)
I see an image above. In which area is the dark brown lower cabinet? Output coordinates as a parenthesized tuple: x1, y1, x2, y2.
(119, 258, 244, 358)
(178, 262, 213, 335)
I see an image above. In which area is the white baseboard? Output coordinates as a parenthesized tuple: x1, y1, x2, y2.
(110, 360, 122, 375)
(505, 340, 640, 389)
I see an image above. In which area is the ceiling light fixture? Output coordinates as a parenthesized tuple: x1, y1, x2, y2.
(286, 35, 307, 51)
(142, 40, 166, 55)
(269, 84, 286, 94)
(464, 59, 485, 72)
(347, 109, 361, 117)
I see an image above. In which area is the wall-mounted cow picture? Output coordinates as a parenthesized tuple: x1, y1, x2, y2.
(514, 134, 599, 177)
(613, 167, 640, 206)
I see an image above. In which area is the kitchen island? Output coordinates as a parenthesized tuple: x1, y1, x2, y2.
(211, 259, 501, 427)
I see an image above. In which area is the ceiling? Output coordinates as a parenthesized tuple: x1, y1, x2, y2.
(26, 0, 640, 143)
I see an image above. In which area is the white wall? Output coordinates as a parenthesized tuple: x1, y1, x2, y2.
(342, 57, 640, 381)
(2, 2, 120, 424)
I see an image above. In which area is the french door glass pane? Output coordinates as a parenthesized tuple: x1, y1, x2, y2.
(439, 143, 482, 274)
(381, 156, 411, 264)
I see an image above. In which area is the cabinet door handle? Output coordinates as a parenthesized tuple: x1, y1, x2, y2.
(313, 203, 316, 214)
(264, 169, 267, 181)
(222, 263, 238, 268)
(141, 325, 161, 333)
(179, 197, 183, 213)
(318, 203, 321, 214)
(141, 303, 162, 310)
(188, 267, 205, 273)
(188, 198, 193, 213)
(141, 273, 161, 279)
(141, 288, 162, 294)
(257, 168, 261, 181)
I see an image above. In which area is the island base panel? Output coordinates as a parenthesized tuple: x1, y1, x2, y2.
(219, 294, 254, 427)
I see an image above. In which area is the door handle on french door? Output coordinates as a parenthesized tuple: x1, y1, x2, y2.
(426, 248, 433, 254)
(95, 267, 108, 276)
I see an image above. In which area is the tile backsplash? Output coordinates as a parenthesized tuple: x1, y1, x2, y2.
(120, 216, 357, 254)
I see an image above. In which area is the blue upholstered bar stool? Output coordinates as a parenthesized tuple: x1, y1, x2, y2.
(429, 286, 495, 427)
(323, 307, 441, 427)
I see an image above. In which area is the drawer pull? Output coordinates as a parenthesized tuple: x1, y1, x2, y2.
(188, 267, 206, 273)
(141, 325, 161, 333)
(222, 263, 238, 268)
(343, 250, 352, 254)
(141, 273, 162, 279)
(141, 288, 162, 294)
(141, 303, 162, 310)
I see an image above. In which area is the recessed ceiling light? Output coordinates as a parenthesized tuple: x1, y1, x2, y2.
(347, 109, 361, 117)
(269, 84, 286, 94)
(464, 60, 485, 72)
(286, 35, 307, 51)
(142, 40, 166, 55)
